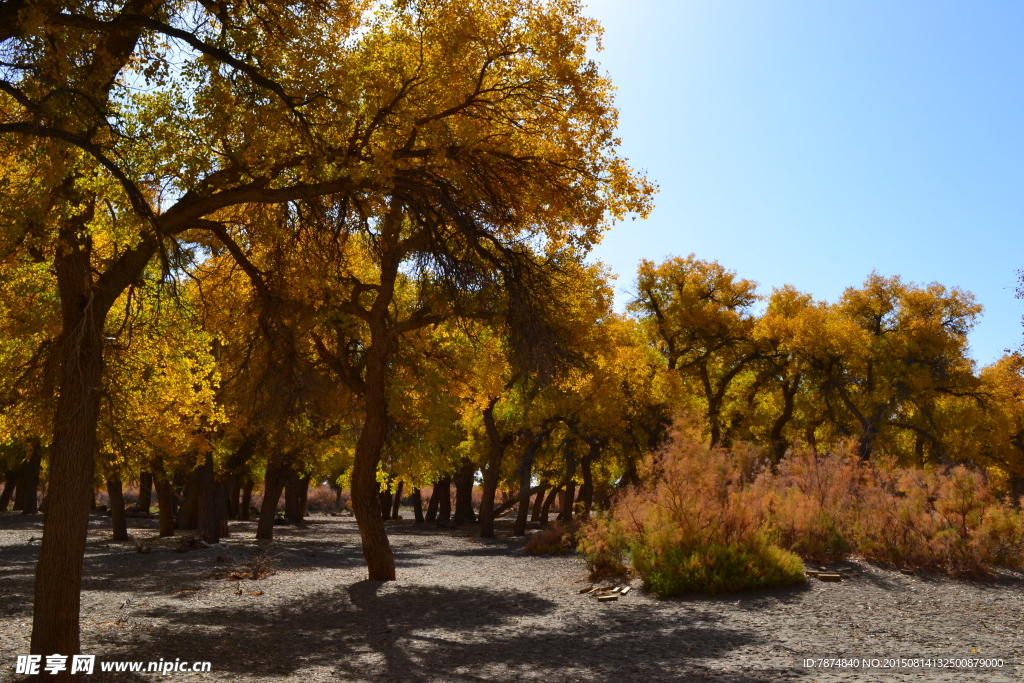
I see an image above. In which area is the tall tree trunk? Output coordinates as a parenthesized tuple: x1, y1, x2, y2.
(32, 233, 109, 661)
(220, 493, 230, 538)
(426, 478, 443, 523)
(0, 468, 18, 511)
(579, 450, 595, 519)
(240, 477, 254, 520)
(479, 400, 511, 538)
(390, 480, 404, 519)
(153, 473, 175, 537)
(331, 481, 342, 511)
(351, 333, 396, 579)
(806, 422, 819, 456)
(1009, 476, 1024, 505)
(106, 471, 129, 541)
(454, 458, 476, 524)
(227, 475, 240, 520)
(299, 474, 310, 518)
(285, 469, 303, 524)
(18, 440, 42, 515)
(196, 454, 222, 544)
(25, 1, 165, 661)
(512, 469, 532, 536)
(337, 201, 408, 580)
(138, 471, 153, 512)
(514, 431, 548, 536)
(559, 483, 576, 522)
(594, 481, 612, 511)
(12, 475, 25, 512)
(379, 487, 393, 521)
(176, 468, 200, 531)
(530, 481, 548, 522)
(856, 424, 879, 462)
(540, 484, 560, 525)
(410, 487, 424, 523)
(257, 462, 288, 540)
(769, 377, 799, 463)
(437, 476, 452, 523)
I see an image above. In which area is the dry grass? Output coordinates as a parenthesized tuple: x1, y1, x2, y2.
(581, 434, 1024, 595)
(762, 447, 1024, 577)
(211, 549, 277, 581)
(525, 522, 576, 555)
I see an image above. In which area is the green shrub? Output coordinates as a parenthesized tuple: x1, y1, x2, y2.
(634, 539, 806, 597)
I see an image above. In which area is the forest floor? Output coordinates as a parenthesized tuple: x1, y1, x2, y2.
(2, 511, 1023, 682)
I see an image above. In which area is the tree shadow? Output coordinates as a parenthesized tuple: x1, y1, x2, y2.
(83, 580, 803, 681)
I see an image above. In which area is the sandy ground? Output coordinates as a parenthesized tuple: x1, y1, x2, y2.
(1, 510, 1023, 682)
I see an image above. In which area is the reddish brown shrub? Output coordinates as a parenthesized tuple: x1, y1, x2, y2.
(582, 431, 1024, 595)
(525, 521, 576, 555)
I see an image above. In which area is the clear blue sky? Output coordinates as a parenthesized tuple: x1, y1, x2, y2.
(584, 0, 1024, 365)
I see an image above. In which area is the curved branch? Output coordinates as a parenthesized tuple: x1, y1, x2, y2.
(0, 122, 155, 220)
(55, 12, 302, 111)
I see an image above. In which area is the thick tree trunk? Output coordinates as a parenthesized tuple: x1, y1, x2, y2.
(240, 477, 254, 520)
(453, 458, 476, 524)
(1009, 476, 1024, 505)
(138, 471, 153, 513)
(425, 484, 438, 522)
(709, 411, 723, 447)
(437, 476, 452, 523)
(351, 352, 396, 578)
(805, 423, 819, 456)
(768, 378, 799, 463)
(530, 481, 548, 522)
(856, 426, 879, 462)
(540, 484, 560, 524)
(410, 487, 424, 523)
(153, 473, 175, 537)
(343, 203, 407, 580)
(285, 469, 303, 524)
(425, 477, 443, 523)
(170, 471, 183, 518)
(0, 468, 18, 511)
(31, 243, 109, 663)
(479, 401, 510, 538)
(220, 494, 230, 538)
(106, 472, 129, 541)
(299, 474, 310, 518)
(578, 442, 598, 518)
(390, 480, 404, 519)
(594, 481, 612, 511)
(379, 488, 393, 521)
(18, 440, 42, 515)
(514, 432, 548, 536)
(196, 454, 222, 544)
(579, 459, 593, 518)
(559, 483, 576, 522)
(176, 469, 200, 531)
(257, 462, 288, 540)
(227, 475, 240, 520)
(25, 24, 163, 662)
(330, 481, 342, 511)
